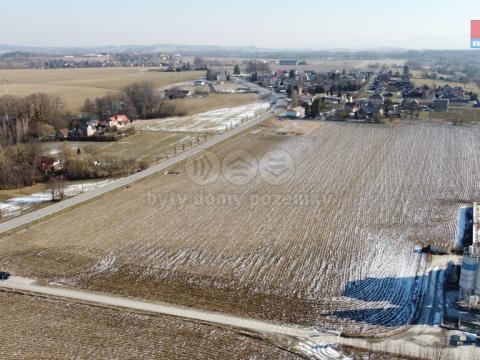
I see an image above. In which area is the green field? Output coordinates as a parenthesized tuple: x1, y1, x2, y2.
(0, 67, 205, 111)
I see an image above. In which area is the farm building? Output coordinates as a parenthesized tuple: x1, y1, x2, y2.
(457, 203, 480, 332)
(279, 59, 300, 66)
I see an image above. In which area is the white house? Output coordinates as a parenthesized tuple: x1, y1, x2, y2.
(283, 106, 305, 119)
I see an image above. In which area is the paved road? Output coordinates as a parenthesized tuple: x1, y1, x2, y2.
(0, 109, 276, 236)
(231, 76, 287, 108)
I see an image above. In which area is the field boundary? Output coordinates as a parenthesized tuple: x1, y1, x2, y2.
(0, 109, 276, 236)
(0, 276, 327, 340)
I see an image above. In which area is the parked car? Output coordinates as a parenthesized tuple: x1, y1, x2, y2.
(0, 271, 10, 280)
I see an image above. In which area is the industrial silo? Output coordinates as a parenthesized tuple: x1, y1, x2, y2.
(460, 255, 478, 292)
(475, 262, 480, 295)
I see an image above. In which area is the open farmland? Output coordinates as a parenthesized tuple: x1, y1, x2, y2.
(205, 58, 405, 73)
(40, 99, 266, 165)
(0, 292, 300, 359)
(417, 106, 480, 124)
(40, 131, 194, 164)
(1, 121, 479, 336)
(410, 70, 480, 93)
(0, 67, 204, 111)
(171, 93, 258, 115)
(271, 59, 405, 72)
(136, 102, 270, 133)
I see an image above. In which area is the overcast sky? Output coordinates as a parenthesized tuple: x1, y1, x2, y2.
(0, 0, 477, 50)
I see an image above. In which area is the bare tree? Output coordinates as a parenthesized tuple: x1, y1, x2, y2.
(49, 175, 65, 202)
(245, 61, 270, 74)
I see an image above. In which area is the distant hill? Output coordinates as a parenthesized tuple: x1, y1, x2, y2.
(0, 43, 268, 56)
(0, 43, 478, 62)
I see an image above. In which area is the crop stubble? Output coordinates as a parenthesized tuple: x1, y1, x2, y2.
(1, 121, 478, 335)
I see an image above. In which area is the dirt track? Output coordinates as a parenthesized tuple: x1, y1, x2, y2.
(0, 290, 305, 360)
(2, 121, 480, 336)
(0, 276, 314, 339)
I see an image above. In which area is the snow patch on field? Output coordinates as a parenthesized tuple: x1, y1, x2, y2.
(85, 252, 118, 276)
(0, 180, 111, 220)
(145, 102, 270, 133)
(297, 341, 351, 360)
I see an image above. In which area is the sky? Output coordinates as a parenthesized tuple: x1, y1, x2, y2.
(0, 0, 477, 50)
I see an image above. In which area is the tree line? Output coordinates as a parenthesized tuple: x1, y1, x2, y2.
(0, 81, 179, 191)
(0, 93, 67, 145)
(81, 81, 185, 120)
(0, 142, 39, 189)
(0, 93, 68, 189)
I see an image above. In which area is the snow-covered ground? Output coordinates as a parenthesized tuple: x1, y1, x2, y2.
(144, 102, 270, 133)
(0, 180, 111, 220)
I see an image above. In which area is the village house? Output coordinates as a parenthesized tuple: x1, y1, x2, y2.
(55, 128, 70, 140)
(300, 93, 315, 106)
(404, 86, 429, 99)
(385, 104, 400, 117)
(37, 156, 55, 175)
(438, 86, 470, 106)
(276, 70, 289, 79)
(344, 101, 361, 116)
(322, 95, 341, 104)
(442, 86, 466, 98)
(401, 98, 421, 111)
(431, 98, 449, 112)
(79, 123, 96, 137)
(108, 115, 130, 128)
(283, 106, 306, 119)
(36, 156, 62, 175)
(210, 71, 226, 82)
(369, 93, 385, 107)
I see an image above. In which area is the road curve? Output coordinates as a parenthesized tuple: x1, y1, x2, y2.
(0, 109, 276, 236)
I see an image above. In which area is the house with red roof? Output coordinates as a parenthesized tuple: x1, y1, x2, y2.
(107, 115, 130, 128)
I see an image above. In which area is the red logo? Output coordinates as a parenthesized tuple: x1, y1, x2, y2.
(472, 20, 480, 39)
